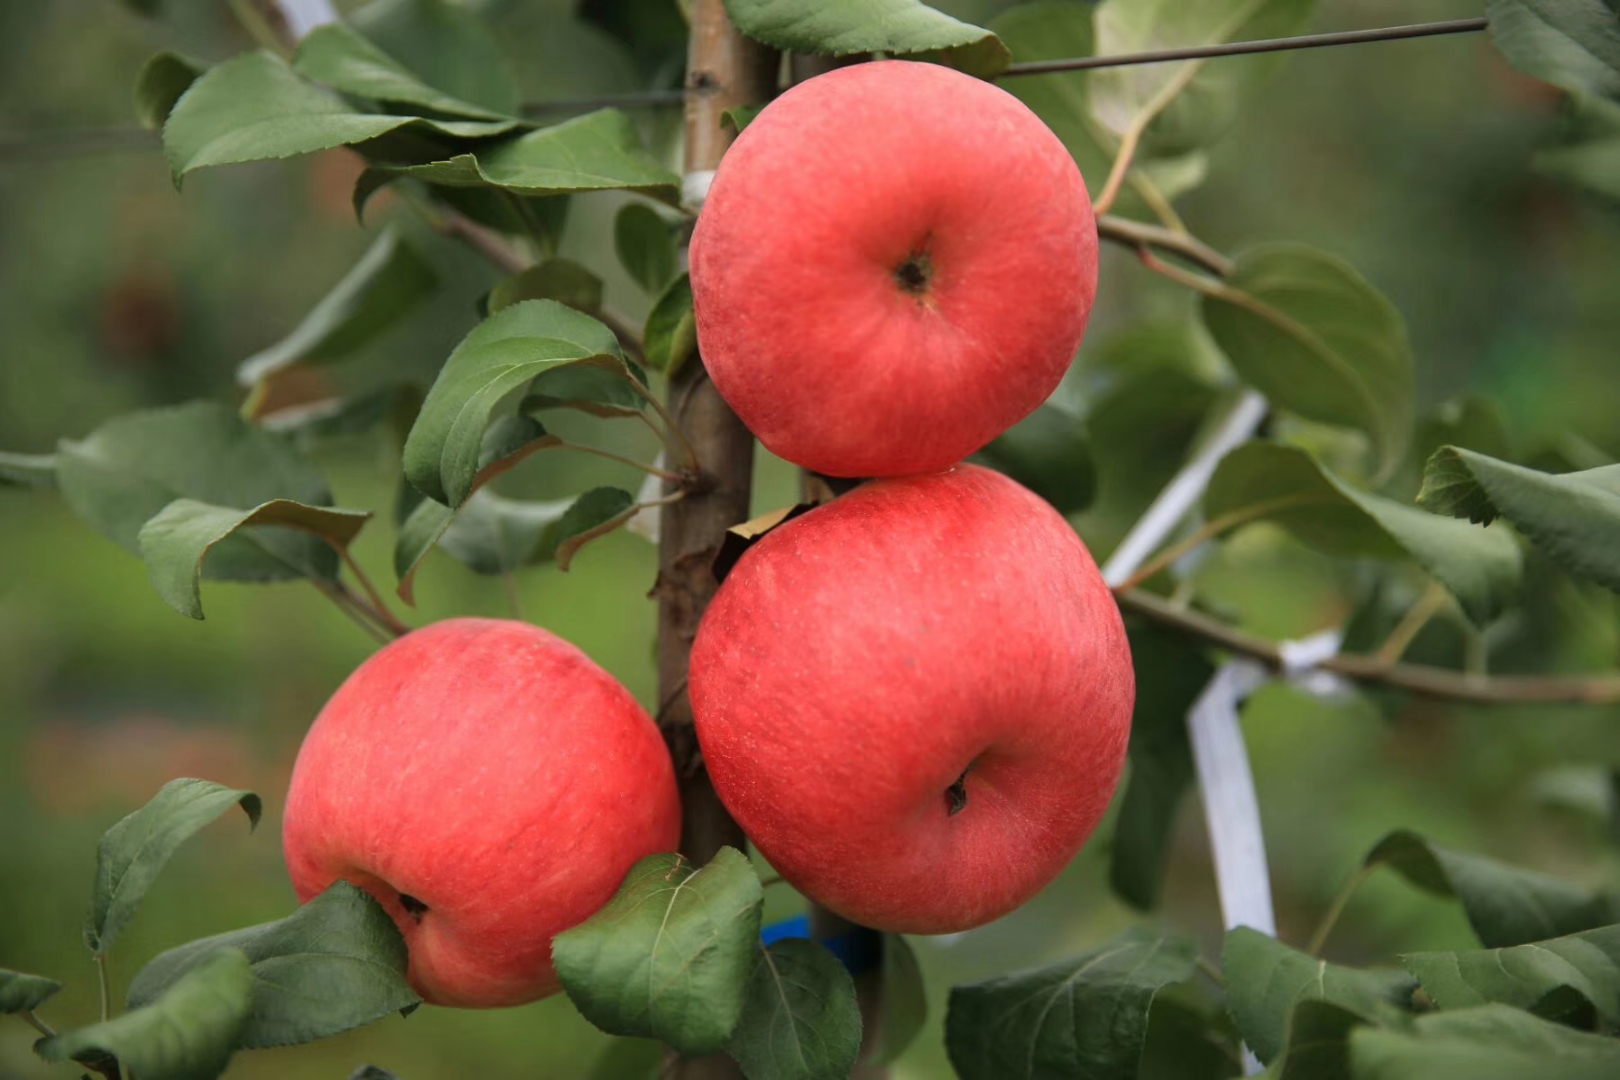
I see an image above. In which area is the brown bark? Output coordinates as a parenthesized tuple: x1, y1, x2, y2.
(656, 5, 775, 1078)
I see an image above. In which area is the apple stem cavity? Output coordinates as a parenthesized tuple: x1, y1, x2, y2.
(946, 766, 971, 817)
(398, 893, 429, 921)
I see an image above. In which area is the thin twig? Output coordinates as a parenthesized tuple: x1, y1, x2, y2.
(335, 552, 410, 637)
(1126, 172, 1189, 234)
(313, 580, 392, 645)
(22, 1010, 56, 1038)
(1095, 57, 1203, 216)
(1137, 244, 1230, 296)
(502, 571, 525, 621)
(1195, 954, 1227, 989)
(630, 379, 702, 473)
(1117, 588, 1620, 706)
(1098, 215, 1233, 276)
(1373, 581, 1449, 666)
(95, 954, 111, 1023)
(560, 440, 686, 482)
(1113, 493, 1327, 592)
(1308, 863, 1376, 956)
(431, 209, 529, 275)
(1002, 18, 1491, 77)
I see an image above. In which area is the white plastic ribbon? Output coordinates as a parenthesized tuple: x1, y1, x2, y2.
(279, 0, 339, 40)
(682, 169, 717, 210)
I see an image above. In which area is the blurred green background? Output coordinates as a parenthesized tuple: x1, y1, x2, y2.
(3, 0, 1619, 1077)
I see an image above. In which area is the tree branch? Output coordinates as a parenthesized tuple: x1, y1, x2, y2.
(1116, 588, 1620, 706)
(1097, 215, 1233, 276)
(659, 6, 777, 1078)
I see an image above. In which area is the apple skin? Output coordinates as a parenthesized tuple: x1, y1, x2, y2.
(282, 618, 681, 1008)
(689, 465, 1133, 934)
(688, 60, 1098, 479)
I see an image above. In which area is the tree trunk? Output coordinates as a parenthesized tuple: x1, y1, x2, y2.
(657, 4, 776, 1078)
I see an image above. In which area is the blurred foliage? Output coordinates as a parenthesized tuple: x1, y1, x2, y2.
(1, 0, 1618, 1078)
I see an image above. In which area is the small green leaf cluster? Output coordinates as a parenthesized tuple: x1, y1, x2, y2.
(944, 830, 1620, 1079)
(555, 849, 905, 1080)
(6, 779, 418, 1080)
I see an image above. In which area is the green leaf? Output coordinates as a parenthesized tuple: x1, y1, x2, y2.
(37, 949, 252, 1080)
(1222, 927, 1415, 1065)
(977, 404, 1095, 515)
(487, 259, 604, 316)
(1204, 442, 1523, 626)
(349, 0, 520, 117)
(126, 881, 419, 1049)
(614, 204, 678, 295)
(1348, 1004, 1620, 1080)
(1402, 922, 1620, 1026)
(946, 927, 1197, 1080)
(869, 934, 926, 1067)
(292, 22, 513, 121)
(1091, 0, 1318, 156)
(1110, 623, 1216, 910)
(349, 1067, 401, 1080)
(726, 939, 862, 1080)
(1361, 830, 1616, 949)
(1202, 245, 1414, 479)
(721, 0, 1010, 78)
(403, 299, 625, 506)
(1138, 990, 1240, 1080)
(1265, 999, 1377, 1080)
(552, 849, 764, 1056)
(238, 228, 437, 398)
(1486, 0, 1620, 100)
(523, 363, 647, 419)
(393, 495, 455, 604)
(0, 451, 56, 489)
(438, 490, 574, 576)
(643, 273, 696, 375)
(722, 104, 763, 134)
(357, 109, 680, 206)
(86, 779, 262, 956)
(553, 487, 639, 571)
(55, 402, 342, 588)
(138, 499, 372, 620)
(989, 4, 1113, 196)
(1537, 93, 1620, 202)
(162, 51, 517, 184)
(136, 51, 206, 130)
(0, 969, 61, 1014)
(1419, 447, 1620, 595)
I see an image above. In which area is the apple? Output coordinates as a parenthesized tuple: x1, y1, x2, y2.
(281, 618, 681, 1008)
(688, 60, 1098, 479)
(689, 465, 1133, 934)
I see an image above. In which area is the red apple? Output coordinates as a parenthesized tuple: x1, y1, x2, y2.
(689, 60, 1098, 479)
(282, 618, 680, 1007)
(690, 465, 1133, 934)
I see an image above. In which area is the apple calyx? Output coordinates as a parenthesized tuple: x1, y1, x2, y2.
(893, 243, 935, 300)
(398, 893, 429, 921)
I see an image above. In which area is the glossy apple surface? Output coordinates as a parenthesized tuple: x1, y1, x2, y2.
(690, 465, 1133, 934)
(689, 60, 1098, 478)
(282, 618, 680, 1007)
